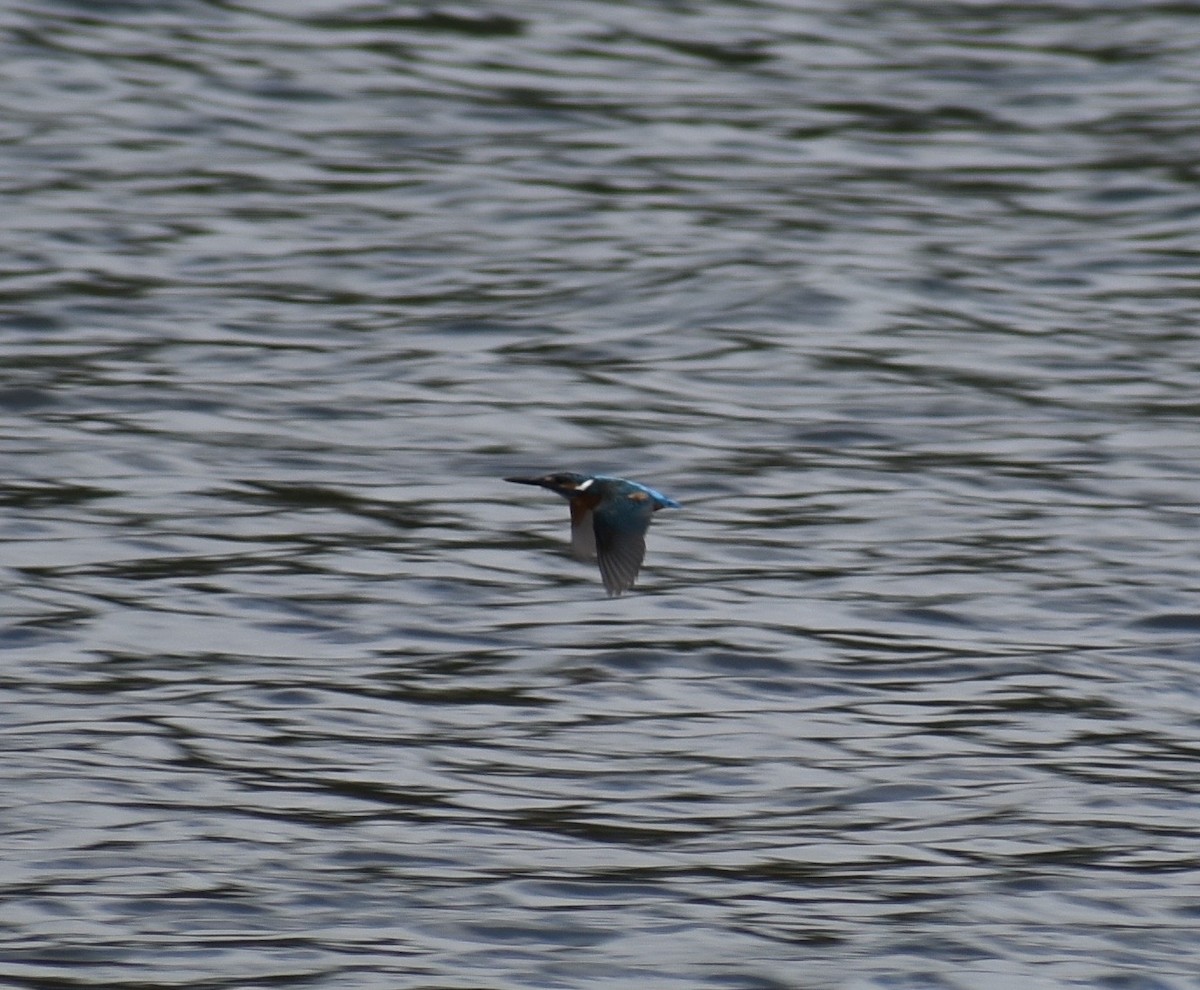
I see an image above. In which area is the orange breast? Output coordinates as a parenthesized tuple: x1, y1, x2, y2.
(569, 491, 602, 527)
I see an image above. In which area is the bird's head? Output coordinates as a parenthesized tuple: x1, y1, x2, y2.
(504, 472, 597, 499)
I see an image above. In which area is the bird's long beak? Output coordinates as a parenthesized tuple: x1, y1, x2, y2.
(504, 476, 546, 487)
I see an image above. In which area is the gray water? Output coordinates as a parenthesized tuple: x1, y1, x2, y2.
(3, 2, 1199, 988)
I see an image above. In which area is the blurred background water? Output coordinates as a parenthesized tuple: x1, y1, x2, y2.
(2, 1, 1199, 988)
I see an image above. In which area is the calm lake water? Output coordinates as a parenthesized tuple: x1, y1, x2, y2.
(3, 1, 1199, 988)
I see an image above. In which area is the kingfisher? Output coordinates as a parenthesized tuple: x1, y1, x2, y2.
(504, 472, 681, 596)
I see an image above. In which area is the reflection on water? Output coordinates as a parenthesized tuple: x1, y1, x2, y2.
(3, 1, 1199, 988)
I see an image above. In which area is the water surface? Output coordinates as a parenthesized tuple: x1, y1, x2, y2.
(3, 1, 1199, 988)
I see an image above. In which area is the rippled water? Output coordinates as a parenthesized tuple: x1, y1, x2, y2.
(3, 1, 1199, 988)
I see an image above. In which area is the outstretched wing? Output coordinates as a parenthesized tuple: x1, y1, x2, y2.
(592, 493, 655, 596)
(568, 499, 598, 561)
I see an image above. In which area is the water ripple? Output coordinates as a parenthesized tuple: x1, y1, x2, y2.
(3, 1, 1200, 988)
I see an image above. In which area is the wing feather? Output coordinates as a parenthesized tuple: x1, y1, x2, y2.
(592, 497, 654, 596)
(569, 498, 598, 560)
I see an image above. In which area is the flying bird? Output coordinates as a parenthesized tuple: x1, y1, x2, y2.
(505, 472, 681, 596)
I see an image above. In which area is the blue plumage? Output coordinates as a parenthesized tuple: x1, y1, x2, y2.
(504, 472, 680, 596)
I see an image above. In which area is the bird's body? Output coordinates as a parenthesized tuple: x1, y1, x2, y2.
(504, 472, 680, 596)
